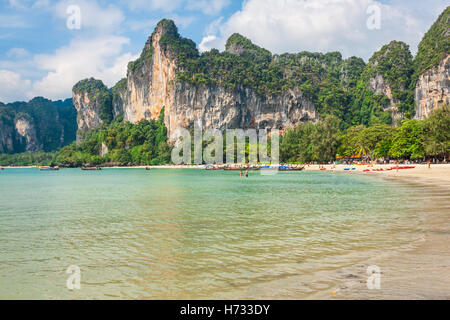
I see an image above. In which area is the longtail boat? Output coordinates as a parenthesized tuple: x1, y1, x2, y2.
(39, 166, 59, 171)
(81, 166, 102, 171)
(278, 166, 305, 171)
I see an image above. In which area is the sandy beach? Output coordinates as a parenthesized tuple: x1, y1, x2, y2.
(303, 163, 450, 186)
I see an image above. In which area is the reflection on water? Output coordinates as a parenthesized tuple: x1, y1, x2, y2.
(0, 168, 445, 299)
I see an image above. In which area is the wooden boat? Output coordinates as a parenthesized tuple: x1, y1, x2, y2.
(81, 166, 102, 171)
(39, 166, 59, 171)
(278, 166, 304, 171)
(205, 165, 222, 170)
(145, 167, 151, 170)
(223, 166, 241, 171)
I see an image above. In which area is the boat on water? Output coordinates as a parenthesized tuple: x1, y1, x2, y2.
(278, 166, 304, 171)
(81, 166, 102, 171)
(205, 165, 221, 170)
(39, 166, 60, 171)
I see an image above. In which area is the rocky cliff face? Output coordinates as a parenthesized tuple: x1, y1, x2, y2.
(0, 97, 76, 153)
(368, 73, 404, 124)
(72, 78, 113, 141)
(361, 40, 415, 124)
(72, 91, 103, 139)
(415, 54, 450, 119)
(0, 119, 15, 153)
(120, 20, 317, 141)
(14, 116, 41, 152)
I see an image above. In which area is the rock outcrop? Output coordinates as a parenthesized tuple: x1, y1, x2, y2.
(14, 116, 41, 152)
(361, 40, 415, 124)
(368, 72, 404, 124)
(413, 6, 449, 119)
(118, 20, 316, 141)
(415, 55, 450, 119)
(0, 118, 15, 153)
(0, 97, 77, 153)
(72, 78, 113, 141)
(72, 20, 317, 141)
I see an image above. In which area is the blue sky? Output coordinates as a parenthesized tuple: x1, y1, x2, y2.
(0, 0, 448, 102)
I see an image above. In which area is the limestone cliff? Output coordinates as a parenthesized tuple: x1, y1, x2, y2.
(361, 41, 415, 125)
(413, 6, 449, 119)
(14, 116, 41, 152)
(0, 118, 15, 153)
(72, 78, 113, 140)
(415, 55, 450, 119)
(0, 97, 76, 153)
(368, 72, 403, 124)
(120, 20, 317, 141)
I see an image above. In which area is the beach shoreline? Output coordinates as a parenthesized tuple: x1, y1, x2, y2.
(303, 163, 450, 186)
(3, 163, 449, 185)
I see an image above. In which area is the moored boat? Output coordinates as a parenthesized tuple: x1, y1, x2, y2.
(81, 166, 102, 171)
(39, 166, 59, 171)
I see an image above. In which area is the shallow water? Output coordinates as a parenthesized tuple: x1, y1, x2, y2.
(0, 168, 444, 299)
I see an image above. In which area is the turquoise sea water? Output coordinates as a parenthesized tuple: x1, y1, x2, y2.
(0, 168, 426, 299)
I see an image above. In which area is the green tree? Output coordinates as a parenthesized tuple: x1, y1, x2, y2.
(422, 104, 450, 158)
(389, 119, 424, 159)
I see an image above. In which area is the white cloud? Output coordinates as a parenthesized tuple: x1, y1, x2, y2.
(6, 48, 30, 59)
(0, 70, 31, 103)
(127, 0, 230, 14)
(0, 14, 31, 28)
(200, 0, 449, 60)
(53, 0, 124, 32)
(199, 35, 218, 52)
(186, 0, 230, 15)
(127, 0, 185, 12)
(170, 14, 196, 29)
(27, 36, 136, 100)
(127, 19, 159, 32)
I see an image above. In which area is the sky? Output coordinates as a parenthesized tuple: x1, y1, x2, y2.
(0, 0, 448, 103)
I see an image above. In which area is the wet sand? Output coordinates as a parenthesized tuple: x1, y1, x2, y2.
(311, 166, 450, 299)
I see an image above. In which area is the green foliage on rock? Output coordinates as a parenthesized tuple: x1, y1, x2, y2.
(0, 97, 77, 153)
(56, 108, 171, 166)
(412, 6, 450, 85)
(73, 78, 114, 124)
(354, 41, 415, 124)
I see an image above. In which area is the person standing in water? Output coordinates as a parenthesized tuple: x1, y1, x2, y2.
(240, 170, 243, 178)
(245, 170, 249, 178)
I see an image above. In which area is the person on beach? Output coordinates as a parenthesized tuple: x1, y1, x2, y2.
(428, 160, 431, 169)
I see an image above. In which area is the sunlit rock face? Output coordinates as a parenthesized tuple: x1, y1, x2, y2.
(14, 117, 41, 152)
(415, 54, 450, 120)
(121, 20, 318, 141)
